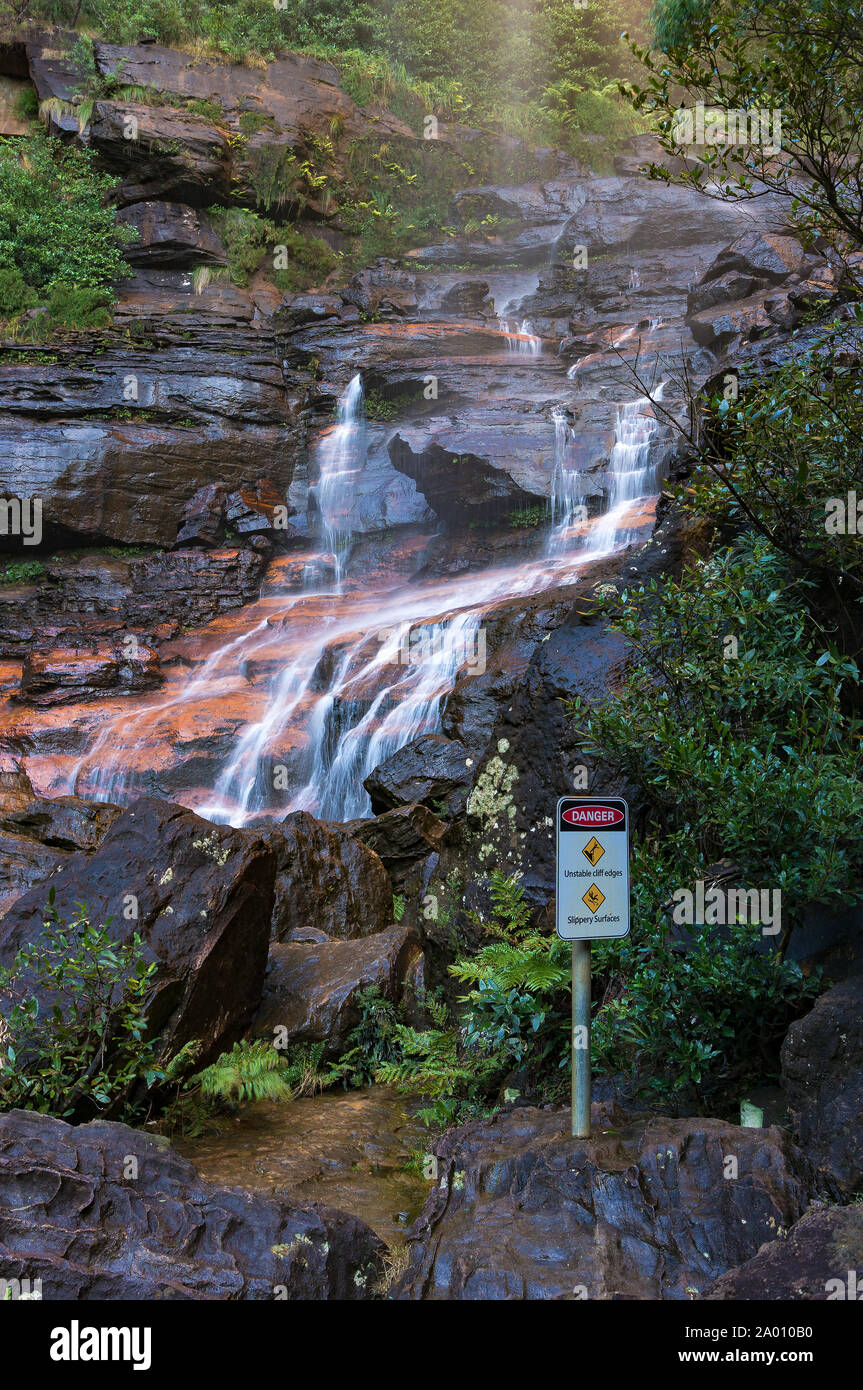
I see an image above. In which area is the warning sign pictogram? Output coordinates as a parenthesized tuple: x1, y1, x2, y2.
(556, 796, 630, 941)
(582, 836, 604, 866)
(582, 884, 606, 913)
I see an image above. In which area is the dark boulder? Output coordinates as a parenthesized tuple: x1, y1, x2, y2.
(344, 804, 449, 890)
(0, 1109, 383, 1299)
(252, 924, 419, 1056)
(89, 101, 231, 207)
(264, 810, 392, 942)
(364, 733, 472, 815)
(174, 483, 228, 549)
(781, 975, 863, 1197)
(116, 201, 229, 268)
(396, 1104, 818, 1300)
(0, 829, 68, 921)
(706, 1205, 863, 1300)
(0, 798, 276, 1073)
(699, 230, 809, 287)
(0, 770, 121, 854)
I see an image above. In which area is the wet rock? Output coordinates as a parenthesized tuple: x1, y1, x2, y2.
(0, 769, 121, 853)
(781, 975, 863, 1198)
(0, 797, 277, 1077)
(116, 201, 229, 267)
(701, 230, 810, 286)
(685, 291, 776, 350)
(706, 1205, 863, 1300)
(364, 733, 472, 815)
(0, 829, 68, 921)
(89, 101, 231, 206)
(342, 264, 419, 319)
(264, 810, 392, 942)
(344, 805, 449, 890)
(396, 1104, 818, 1300)
(688, 269, 762, 314)
(225, 479, 305, 548)
(174, 483, 228, 549)
(0, 1108, 384, 1299)
(91, 41, 413, 147)
(252, 923, 419, 1055)
(0, 332, 291, 548)
(388, 434, 548, 527)
(0, 547, 271, 663)
(14, 644, 161, 707)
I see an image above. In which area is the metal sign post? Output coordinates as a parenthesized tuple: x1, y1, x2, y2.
(556, 797, 630, 1140)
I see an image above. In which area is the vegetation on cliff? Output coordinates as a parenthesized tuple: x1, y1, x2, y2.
(4, 0, 647, 154)
(0, 133, 135, 336)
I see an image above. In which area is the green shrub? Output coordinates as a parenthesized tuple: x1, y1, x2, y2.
(205, 206, 337, 289)
(694, 330, 863, 628)
(576, 538, 863, 922)
(12, 86, 39, 122)
(43, 283, 113, 332)
(0, 558, 45, 586)
(591, 889, 821, 1101)
(0, 134, 134, 328)
(0, 266, 37, 317)
(0, 889, 160, 1121)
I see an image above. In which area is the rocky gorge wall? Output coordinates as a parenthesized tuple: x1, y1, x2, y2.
(1, 25, 861, 1304)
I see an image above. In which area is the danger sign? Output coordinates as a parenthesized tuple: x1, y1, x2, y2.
(556, 796, 630, 941)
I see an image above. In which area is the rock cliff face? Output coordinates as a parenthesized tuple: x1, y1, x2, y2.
(0, 1108, 384, 1299)
(395, 1104, 821, 1300)
(0, 28, 857, 1304)
(0, 797, 277, 1077)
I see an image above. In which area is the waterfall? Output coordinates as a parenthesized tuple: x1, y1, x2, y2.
(290, 610, 484, 821)
(63, 357, 669, 827)
(493, 275, 542, 356)
(588, 385, 666, 554)
(500, 318, 542, 355)
(547, 409, 584, 554)
(309, 373, 365, 581)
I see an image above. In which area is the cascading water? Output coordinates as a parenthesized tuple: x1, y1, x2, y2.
(547, 408, 584, 554)
(588, 384, 666, 555)
(500, 318, 542, 355)
(290, 610, 484, 821)
(494, 275, 542, 356)
(309, 372, 365, 582)
(64, 340, 669, 826)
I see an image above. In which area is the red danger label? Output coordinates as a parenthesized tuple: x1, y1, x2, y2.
(562, 806, 625, 827)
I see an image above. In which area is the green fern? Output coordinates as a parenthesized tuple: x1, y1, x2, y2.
(194, 1040, 293, 1106)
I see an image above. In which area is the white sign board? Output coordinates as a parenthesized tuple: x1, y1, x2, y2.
(555, 796, 630, 941)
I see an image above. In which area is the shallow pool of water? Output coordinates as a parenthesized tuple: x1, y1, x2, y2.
(177, 1085, 432, 1245)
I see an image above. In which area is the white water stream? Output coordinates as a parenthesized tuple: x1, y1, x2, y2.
(68, 365, 666, 824)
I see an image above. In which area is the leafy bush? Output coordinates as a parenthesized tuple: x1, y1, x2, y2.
(575, 539, 863, 916)
(204, 207, 337, 289)
(591, 896, 821, 1101)
(0, 890, 160, 1121)
(0, 557, 45, 585)
(0, 135, 134, 298)
(629, 0, 863, 259)
(12, 86, 39, 122)
(4, 0, 646, 159)
(694, 330, 863, 629)
(42, 283, 113, 332)
(0, 267, 37, 317)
